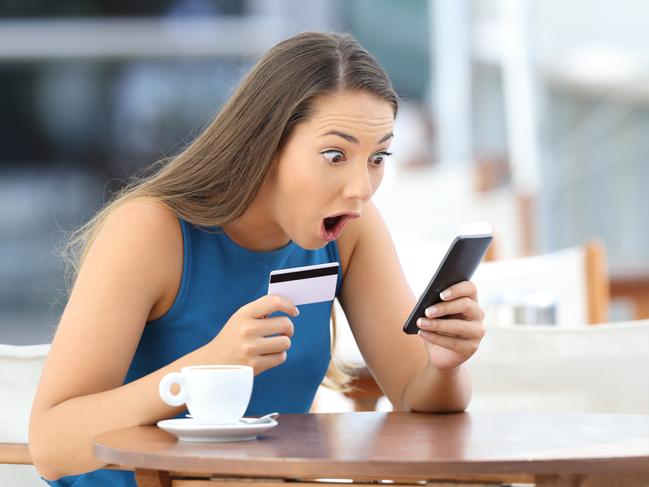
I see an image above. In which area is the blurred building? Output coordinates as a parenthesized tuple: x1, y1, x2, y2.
(2, 0, 649, 343)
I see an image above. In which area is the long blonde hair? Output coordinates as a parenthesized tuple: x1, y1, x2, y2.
(61, 31, 399, 391)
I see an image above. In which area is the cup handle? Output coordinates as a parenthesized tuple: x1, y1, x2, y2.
(158, 371, 187, 407)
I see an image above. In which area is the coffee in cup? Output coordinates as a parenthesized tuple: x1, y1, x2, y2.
(159, 365, 253, 425)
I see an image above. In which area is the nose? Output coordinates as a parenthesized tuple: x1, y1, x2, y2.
(343, 163, 374, 203)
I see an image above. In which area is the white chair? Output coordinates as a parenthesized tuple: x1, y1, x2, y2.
(466, 321, 649, 414)
(324, 237, 495, 412)
(326, 239, 620, 412)
(0, 343, 50, 486)
(474, 241, 609, 326)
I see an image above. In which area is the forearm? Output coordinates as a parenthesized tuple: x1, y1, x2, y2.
(30, 344, 217, 480)
(398, 361, 472, 413)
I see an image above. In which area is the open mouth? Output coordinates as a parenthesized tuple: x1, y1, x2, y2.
(321, 212, 359, 240)
(323, 215, 346, 233)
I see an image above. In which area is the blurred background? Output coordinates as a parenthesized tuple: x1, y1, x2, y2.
(2, 7, 648, 487)
(1, 0, 648, 347)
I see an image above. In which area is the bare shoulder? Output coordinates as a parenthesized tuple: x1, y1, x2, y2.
(31, 197, 183, 414)
(336, 201, 385, 279)
(98, 197, 182, 281)
(99, 197, 183, 321)
(105, 196, 179, 235)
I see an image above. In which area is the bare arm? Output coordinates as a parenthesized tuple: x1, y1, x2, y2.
(339, 202, 477, 412)
(399, 357, 472, 413)
(29, 200, 298, 480)
(31, 340, 228, 479)
(29, 200, 191, 479)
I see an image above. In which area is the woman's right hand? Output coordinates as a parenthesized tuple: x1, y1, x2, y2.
(207, 294, 299, 375)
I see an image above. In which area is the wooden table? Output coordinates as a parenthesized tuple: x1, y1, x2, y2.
(93, 411, 649, 487)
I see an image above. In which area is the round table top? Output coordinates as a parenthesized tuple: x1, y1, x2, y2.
(93, 411, 649, 479)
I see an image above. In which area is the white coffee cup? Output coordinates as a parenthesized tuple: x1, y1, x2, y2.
(159, 365, 253, 425)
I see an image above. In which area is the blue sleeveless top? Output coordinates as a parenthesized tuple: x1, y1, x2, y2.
(45, 219, 342, 486)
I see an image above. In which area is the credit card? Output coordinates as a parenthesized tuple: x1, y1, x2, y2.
(267, 262, 339, 306)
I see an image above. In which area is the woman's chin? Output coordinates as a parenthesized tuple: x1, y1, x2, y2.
(291, 232, 329, 251)
(295, 239, 329, 251)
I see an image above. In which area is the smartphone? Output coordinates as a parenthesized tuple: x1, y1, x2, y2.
(402, 234, 493, 335)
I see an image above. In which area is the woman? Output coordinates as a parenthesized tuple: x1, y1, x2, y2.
(29, 31, 486, 486)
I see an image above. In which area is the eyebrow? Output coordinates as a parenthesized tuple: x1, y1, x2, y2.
(321, 130, 394, 145)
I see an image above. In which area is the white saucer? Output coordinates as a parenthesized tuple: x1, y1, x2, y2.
(157, 417, 278, 442)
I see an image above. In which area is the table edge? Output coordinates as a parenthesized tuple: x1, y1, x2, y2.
(93, 442, 649, 478)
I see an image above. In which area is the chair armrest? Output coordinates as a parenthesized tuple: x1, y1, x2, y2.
(0, 442, 32, 465)
(343, 367, 384, 411)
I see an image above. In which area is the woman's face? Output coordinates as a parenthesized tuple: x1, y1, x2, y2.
(269, 90, 395, 250)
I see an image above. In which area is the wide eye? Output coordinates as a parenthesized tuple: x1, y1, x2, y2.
(321, 150, 345, 164)
(370, 151, 393, 167)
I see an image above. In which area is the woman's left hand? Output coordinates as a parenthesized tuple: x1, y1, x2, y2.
(416, 281, 486, 371)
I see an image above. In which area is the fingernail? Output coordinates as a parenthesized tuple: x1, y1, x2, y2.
(425, 306, 437, 318)
(417, 318, 431, 330)
(294, 307, 300, 316)
(440, 290, 451, 300)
